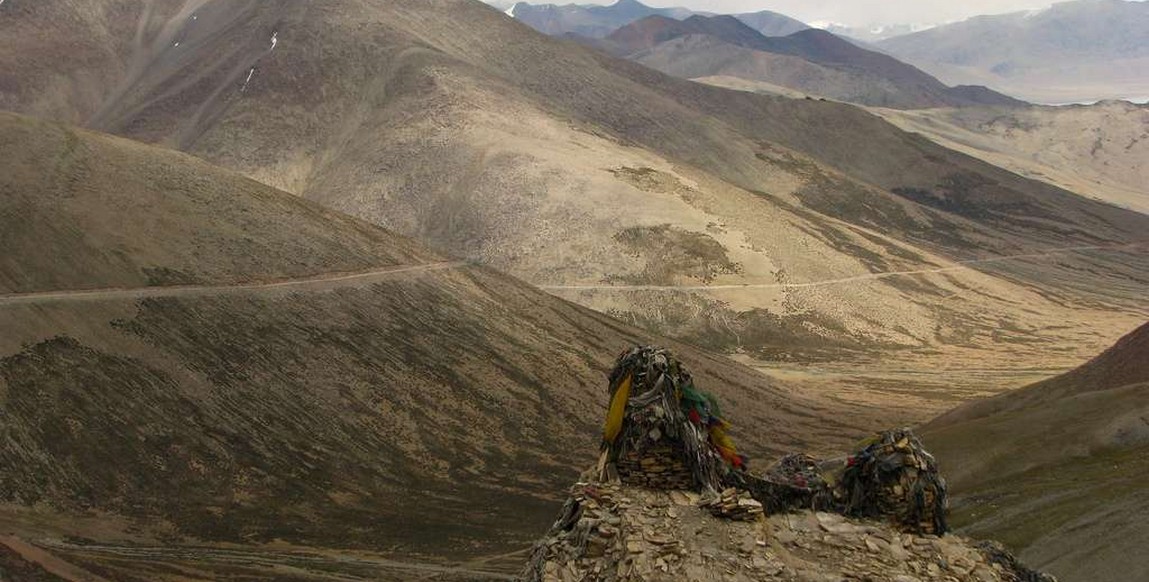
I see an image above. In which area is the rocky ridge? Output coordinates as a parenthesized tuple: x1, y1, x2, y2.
(524, 480, 1052, 582)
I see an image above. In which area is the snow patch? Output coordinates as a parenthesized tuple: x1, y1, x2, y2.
(807, 20, 846, 31)
(240, 67, 256, 93)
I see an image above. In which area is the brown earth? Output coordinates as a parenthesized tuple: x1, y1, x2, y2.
(2, 4, 1149, 578)
(922, 321, 1149, 582)
(525, 482, 1051, 582)
(0, 111, 879, 579)
(873, 101, 1149, 215)
(2, 0, 1147, 406)
(603, 15, 1022, 109)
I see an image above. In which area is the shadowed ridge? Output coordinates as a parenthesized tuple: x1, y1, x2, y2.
(3, 0, 1148, 414)
(928, 321, 1149, 426)
(0, 112, 866, 578)
(609, 14, 1024, 108)
(732, 9, 809, 37)
(921, 320, 1149, 582)
(0, 110, 437, 294)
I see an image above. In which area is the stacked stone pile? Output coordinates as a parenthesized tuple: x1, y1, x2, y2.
(522, 483, 1058, 582)
(600, 346, 734, 494)
(764, 453, 828, 490)
(839, 428, 949, 535)
(616, 442, 694, 490)
(525, 481, 692, 582)
(703, 488, 764, 521)
(729, 452, 837, 514)
(522, 346, 1054, 581)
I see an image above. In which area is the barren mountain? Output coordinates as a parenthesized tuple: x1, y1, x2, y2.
(604, 15, 1023, 109)
(507, 0, 696, 38)
(873, 100, 1149, 215)
(506, 0, 808, 40)
(877, 0, 1149, 104)
(0, 111, 871, 580)
(2, 0, 1149, 421)
(728, 9, 809, 38)
(922, 321, 1149, 582)
(821, 22, 942, 44)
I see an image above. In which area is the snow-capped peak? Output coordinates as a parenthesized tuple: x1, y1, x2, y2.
(807, 20, 847, 31)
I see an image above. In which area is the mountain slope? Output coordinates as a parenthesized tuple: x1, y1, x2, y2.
(873, 100, 1149, 215)
(2, 0, 1148, 419)
(922, 321, 1149, 582)
(507, 0, 696, 39)
(605, 15, 1024, 109)
(506, 0, 808, 40)
(0, 112, 867, 579)
(733, 9, 809, 37)
(878, 0, 1149, 103)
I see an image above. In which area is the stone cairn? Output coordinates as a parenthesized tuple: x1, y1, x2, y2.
(704, 487, 764, 521)
(837, 427, 949, 535)
(597, 346, 737, 495)
(527, 480, 688, 579)
(521, 346, 1054, 582)
(614, 441, 695, 491)
(729, 452, 837, 515)
(594, 347, 948, 535)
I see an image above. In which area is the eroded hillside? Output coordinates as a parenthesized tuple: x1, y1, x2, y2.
(922, 321, 1149, 582)
(2, 0, 1148, 419)
(874, 101, 1149, 215)
(0, 113, 871, 579)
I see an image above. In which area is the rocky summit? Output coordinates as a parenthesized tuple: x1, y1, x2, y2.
(523, 480, 1052, 582)
(523, 347, 1054, 582)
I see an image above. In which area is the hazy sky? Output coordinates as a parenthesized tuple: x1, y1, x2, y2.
(512, 0, 1147, 27)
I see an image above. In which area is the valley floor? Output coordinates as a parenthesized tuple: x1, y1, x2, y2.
(0, 525, 522, 581)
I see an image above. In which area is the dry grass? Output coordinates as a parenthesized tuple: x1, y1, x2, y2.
(920, 323, 1149, 582)
(874, 102, 1149, 215)
(2, 2, 1148, 383)
(0, 113, 873, 577)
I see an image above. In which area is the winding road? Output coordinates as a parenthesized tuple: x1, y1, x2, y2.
(540, 242, 1148, 293)
(1, 241, 1144, 306)
(0, 261, 468, 307)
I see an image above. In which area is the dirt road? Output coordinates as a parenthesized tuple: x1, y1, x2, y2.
(0, 261, 468, 307)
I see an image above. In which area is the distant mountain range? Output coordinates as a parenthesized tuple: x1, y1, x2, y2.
(6, 0, 1143, 372)
(504, 0, 808, 39)
(503, 1, 1021, 108)
(504, 0, 1149, 104)
(817, 21, 941, 44)
(878, 0, 1149, 103)
(598, 14, 1024, 109)
(505, 0, 696, 38)
(1, 109, 842, 574)
(3, 1, 1149, 580)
